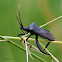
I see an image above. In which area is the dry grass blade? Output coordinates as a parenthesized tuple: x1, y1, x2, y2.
(0, 36, 46, 62)
(21, 40, 33, 60)
(0, 40, 7, 42)
(27, 43, 41, 53)
(0, 35, 59, 62)
(21, 36, 62, 44)
(24, 38, 28, 62)
(21, 36, 59, 62)
(27, 42, 59, 62)
(40, 16, 62, 27)
(39, 42, 59, 62)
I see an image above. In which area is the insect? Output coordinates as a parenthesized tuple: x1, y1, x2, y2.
(15, 7, 56, 55)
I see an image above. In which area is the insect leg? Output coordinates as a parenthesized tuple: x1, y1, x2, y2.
(24, 35, 31, 43)
(36, 35, 50, 55)
(43, 42, 50, 52)
(36, 35, 42, 52)
(26, 35, 31, 41)
(18, 33, 26, 37)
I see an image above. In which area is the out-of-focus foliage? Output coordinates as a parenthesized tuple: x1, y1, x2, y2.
(0, 0, 62, 62)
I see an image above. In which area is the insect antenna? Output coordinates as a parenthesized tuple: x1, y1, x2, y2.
(18, 5, 23, 28)
(15, 15, 21, 26)
(15, 5, 25, 34)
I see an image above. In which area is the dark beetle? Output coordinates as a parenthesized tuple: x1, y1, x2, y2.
(15, 9, 56, 55)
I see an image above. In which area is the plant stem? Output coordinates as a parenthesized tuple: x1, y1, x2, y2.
(1, 36, 62, 44)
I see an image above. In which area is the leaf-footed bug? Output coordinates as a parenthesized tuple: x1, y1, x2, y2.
(15, 5, 56, 55)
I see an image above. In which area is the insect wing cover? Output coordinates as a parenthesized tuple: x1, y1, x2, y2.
(33, 23, 56, 41)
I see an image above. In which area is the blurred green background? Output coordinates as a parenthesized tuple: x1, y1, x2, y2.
(0, 0, 62, 62)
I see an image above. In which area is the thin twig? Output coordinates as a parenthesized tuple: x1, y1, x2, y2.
(27, 43, 41, 53)
(1, 36, 62, 44)
(21, 40, 33, 59)
(24, 38, 28, 62)
(39, 42, 59, 62)
(40, 16, 62, 27)
(0, 40, 7, 42)
(27, 38, 59, 62)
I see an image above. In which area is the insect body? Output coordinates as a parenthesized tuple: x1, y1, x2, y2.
(22, 22, 55, 41)
(15, 7, 56, 55)
(19, 22, 56, 55)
